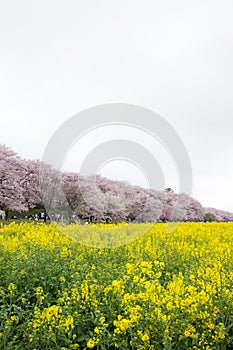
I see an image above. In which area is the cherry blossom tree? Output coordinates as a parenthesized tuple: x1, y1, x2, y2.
(21, 159, 41, 209)
(204, 207, 233, 222)
(0, 144, 28, 213)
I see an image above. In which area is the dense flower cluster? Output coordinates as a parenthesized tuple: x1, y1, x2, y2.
(0, 222, 232, 349)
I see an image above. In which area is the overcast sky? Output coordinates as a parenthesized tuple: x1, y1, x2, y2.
(1, 0, 233, 212)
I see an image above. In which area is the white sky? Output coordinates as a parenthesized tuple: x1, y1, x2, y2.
(0, 0, 233, 212)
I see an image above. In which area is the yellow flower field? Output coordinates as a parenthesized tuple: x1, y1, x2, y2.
(0, 222, 232, 349)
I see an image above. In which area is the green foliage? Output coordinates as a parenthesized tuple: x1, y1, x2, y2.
(204, 213, 216, 222)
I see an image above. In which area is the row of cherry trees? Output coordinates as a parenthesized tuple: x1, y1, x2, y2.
(1, 144, 232, 222)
